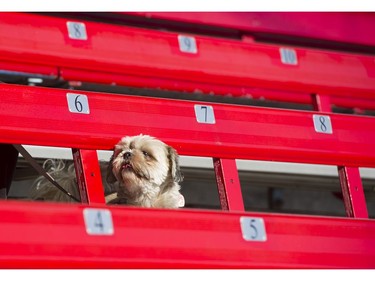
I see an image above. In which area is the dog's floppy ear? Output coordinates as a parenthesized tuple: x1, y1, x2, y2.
(106, 149, 117, 184)
(168, 146, 183, 183)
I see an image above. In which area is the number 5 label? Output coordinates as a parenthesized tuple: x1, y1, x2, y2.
(83, 208, 114, 235)
(67, 93, 90, 114)
(240, 217, 267, 242)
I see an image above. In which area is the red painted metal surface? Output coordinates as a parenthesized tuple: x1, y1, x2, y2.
(311, 93, 331, 113)
(0, 13, 375, 110)
(60, 68, 375, 111)
(0, 12, 374, 269)
(338, 167, 369, 218)
(73, 149, 105, 204)
(213, 158, 244, 211)
(311, 94, 368, 219)
(129, 12, 375, 48)
(0, 60, 58, 78)
(0, 200, 374, 269)
(1, 84, 375, 168)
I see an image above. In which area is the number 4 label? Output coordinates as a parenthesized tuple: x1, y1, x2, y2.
(83, 208, 114, 235)
(67, 93, 90, 114)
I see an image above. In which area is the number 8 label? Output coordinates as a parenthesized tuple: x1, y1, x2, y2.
(194, 105, 215, 124)
(67, 22, 88, 40)
(67, 93, 90, 114)
(313, 115, 333, 134)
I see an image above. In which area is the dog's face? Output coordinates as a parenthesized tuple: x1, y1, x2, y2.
(106, 135, 183, 195)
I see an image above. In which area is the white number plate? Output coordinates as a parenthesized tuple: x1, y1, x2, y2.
(178, 35, 197, 54)
(194, 105, 215, 124)
(83, 208, 114, 235)
(67, 22, 87, 40)
(240, 217, 267, 242)
(67, 93, 90, 114)
(280, 48, 298, 65)
(313, 114, 333, 134)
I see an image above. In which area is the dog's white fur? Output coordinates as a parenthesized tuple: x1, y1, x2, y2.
(30, 159, 78, 202)
(30, 135, 184, 208)
(30, 159, 117, 203)
(106, 135, 184, 208)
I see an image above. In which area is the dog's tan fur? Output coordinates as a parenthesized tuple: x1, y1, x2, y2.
(30, 135, 184, 208)
(106, 135, 184, 208)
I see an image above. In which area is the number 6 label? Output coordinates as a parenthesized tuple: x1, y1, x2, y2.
(83, 208, 114, 235)
(67, 93, 90, 114)
(240, 217, 267, 242)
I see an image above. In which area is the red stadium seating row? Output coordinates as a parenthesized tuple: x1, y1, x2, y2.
(1, 12, 375, 268)
(0, 83, 374, 268)
(0, 13, 375, 109)
(127, 12, 375, 48)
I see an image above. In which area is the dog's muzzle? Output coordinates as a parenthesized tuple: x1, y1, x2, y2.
(123, 151, 132, 160)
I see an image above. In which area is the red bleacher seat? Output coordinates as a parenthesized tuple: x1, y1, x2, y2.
(0, 12, 374, 268)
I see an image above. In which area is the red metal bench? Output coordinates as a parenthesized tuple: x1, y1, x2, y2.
(1, 12, 375, 268)
(0, 13, 375, 110)
(0, 83, 374, 268)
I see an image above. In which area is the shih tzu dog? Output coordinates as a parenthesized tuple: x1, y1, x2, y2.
(106, 134, 185, 208)
(30, 135, 185, 208)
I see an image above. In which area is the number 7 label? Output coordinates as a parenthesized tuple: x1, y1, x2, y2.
(194, 105, 215, 124)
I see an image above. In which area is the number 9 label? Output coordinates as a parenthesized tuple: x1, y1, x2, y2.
(240, 217, 267, 242)
(67, 93, 90, 114)
(178, 35, 198, 54)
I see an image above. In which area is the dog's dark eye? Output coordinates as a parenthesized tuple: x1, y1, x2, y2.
(142, 151, 149, 157)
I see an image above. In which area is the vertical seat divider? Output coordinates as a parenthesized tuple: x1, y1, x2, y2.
(338, 166, 369, 218)
(213, 158, 245, 211)
(311, 93, 368, 218)
(72, 149, 106, 204)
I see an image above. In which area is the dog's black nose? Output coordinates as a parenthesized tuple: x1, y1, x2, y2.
(123, 151, 132, 159)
